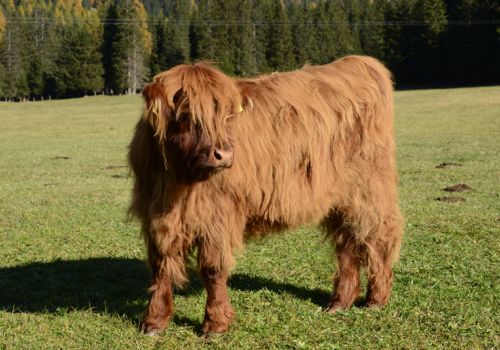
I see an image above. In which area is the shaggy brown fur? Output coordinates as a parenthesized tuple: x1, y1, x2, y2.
(129, 55, 403, 335)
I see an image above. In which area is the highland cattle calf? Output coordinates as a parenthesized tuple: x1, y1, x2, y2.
(129, 56, 403, 335)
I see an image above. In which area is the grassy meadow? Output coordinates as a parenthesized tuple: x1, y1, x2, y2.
(0, 87, 499, 349)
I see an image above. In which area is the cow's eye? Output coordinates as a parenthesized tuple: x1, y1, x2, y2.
(174, 118, 191, 133)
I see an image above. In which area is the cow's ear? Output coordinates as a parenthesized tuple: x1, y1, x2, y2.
(142, 82, 170, 142)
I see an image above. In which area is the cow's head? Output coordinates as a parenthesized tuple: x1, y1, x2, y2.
(142, 63, 241, 184)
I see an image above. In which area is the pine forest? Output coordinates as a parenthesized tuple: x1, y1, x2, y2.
(0, 0, 498, 100)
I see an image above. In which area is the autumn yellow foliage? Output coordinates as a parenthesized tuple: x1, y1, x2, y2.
(0, 11, 5, 43)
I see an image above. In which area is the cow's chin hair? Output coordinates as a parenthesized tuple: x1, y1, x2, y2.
(188, 167, 220, 183)
(177, 163, 226, 184)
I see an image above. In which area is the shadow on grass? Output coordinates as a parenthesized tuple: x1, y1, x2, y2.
(228, 274, 331, 308)
(0, 258, 333, 330)
(0, 258, 149, 323)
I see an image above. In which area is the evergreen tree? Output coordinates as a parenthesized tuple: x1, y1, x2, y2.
(289, 1, 306, 66)
(383, 0, 413, 80)
(83, 9, 105, 94)
(102, 3, 124, 93)
(193, 0, 237, 74)
(220, 0, 240, 74)
(413, 0, 447, 51)
(41, 25, 62, 98)
(267, 0, 295, 71)
(0, 9, 5, 43)
(27, 54, 44, 97)
(23, 1, 61, 98)
(385, 0, 447, 85)
(102, 0, 151, 94)
(0, 8, 5, 97)
(442, 0, 500, 85)
(412, 0, 447, 84)
(326, 0, 354, 59)
(191, 0, 215, 62)
(15, 67, 29, 100)
(151, 11, 190, 76)
(359, 0, 385, 60)
(302, 2, 321, 65)
(252, 0, 272, 72)
(308, 1, 336, 64)
(344, 0, 363, 54)
(150, 15, 167, 76)
(235, 0, 258, 76)
(188, 4, 201, 60)
(0, 5, 29, 99)
(0, 62, 5, 97)
(55, 23, 104, 97)
(142, 0, 163, 16)
(125, 0, 152, 93)
(164, 0, 191, 67)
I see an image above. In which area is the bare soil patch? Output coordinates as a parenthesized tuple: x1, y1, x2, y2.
(435, 196, 465, 203)
(443, 183, 472, 192)
(435, 162, 462, 169)
(104, 165, 127, 170)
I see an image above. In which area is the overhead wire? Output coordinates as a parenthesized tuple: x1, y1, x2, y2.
(3, 17, 500, 26)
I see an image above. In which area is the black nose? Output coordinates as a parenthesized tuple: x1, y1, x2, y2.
(212, 145, 234, 168)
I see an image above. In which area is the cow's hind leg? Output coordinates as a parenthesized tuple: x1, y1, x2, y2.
(365, 214, 402, 308)
(324, 214, 362, 312)
(198, 239, 235, 334)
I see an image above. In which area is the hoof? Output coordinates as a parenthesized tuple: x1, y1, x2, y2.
(202, 306, 234, 335)
(365, 302, 385, 309)
(143, 328, 162, 337)
(140, 320, 167, 336)
(203, 330, 224, 339)
(324, 302, 351, 313)
(202, 321, 230, 335)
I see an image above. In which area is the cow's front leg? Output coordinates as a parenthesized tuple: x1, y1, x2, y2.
(200, 266, 234, 334)
(197, 209, 244, 335)
(140, 243, 174, 335)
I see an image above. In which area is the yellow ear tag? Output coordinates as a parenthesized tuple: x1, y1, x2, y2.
(238, 105, 243, 113)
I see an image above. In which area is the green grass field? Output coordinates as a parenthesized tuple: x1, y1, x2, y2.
(0, 87, 498, 349)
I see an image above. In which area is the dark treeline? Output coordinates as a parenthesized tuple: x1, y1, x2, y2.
(0, 0, 498, 100)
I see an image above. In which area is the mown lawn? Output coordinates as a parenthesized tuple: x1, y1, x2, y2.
(0, 87, 498, 349)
